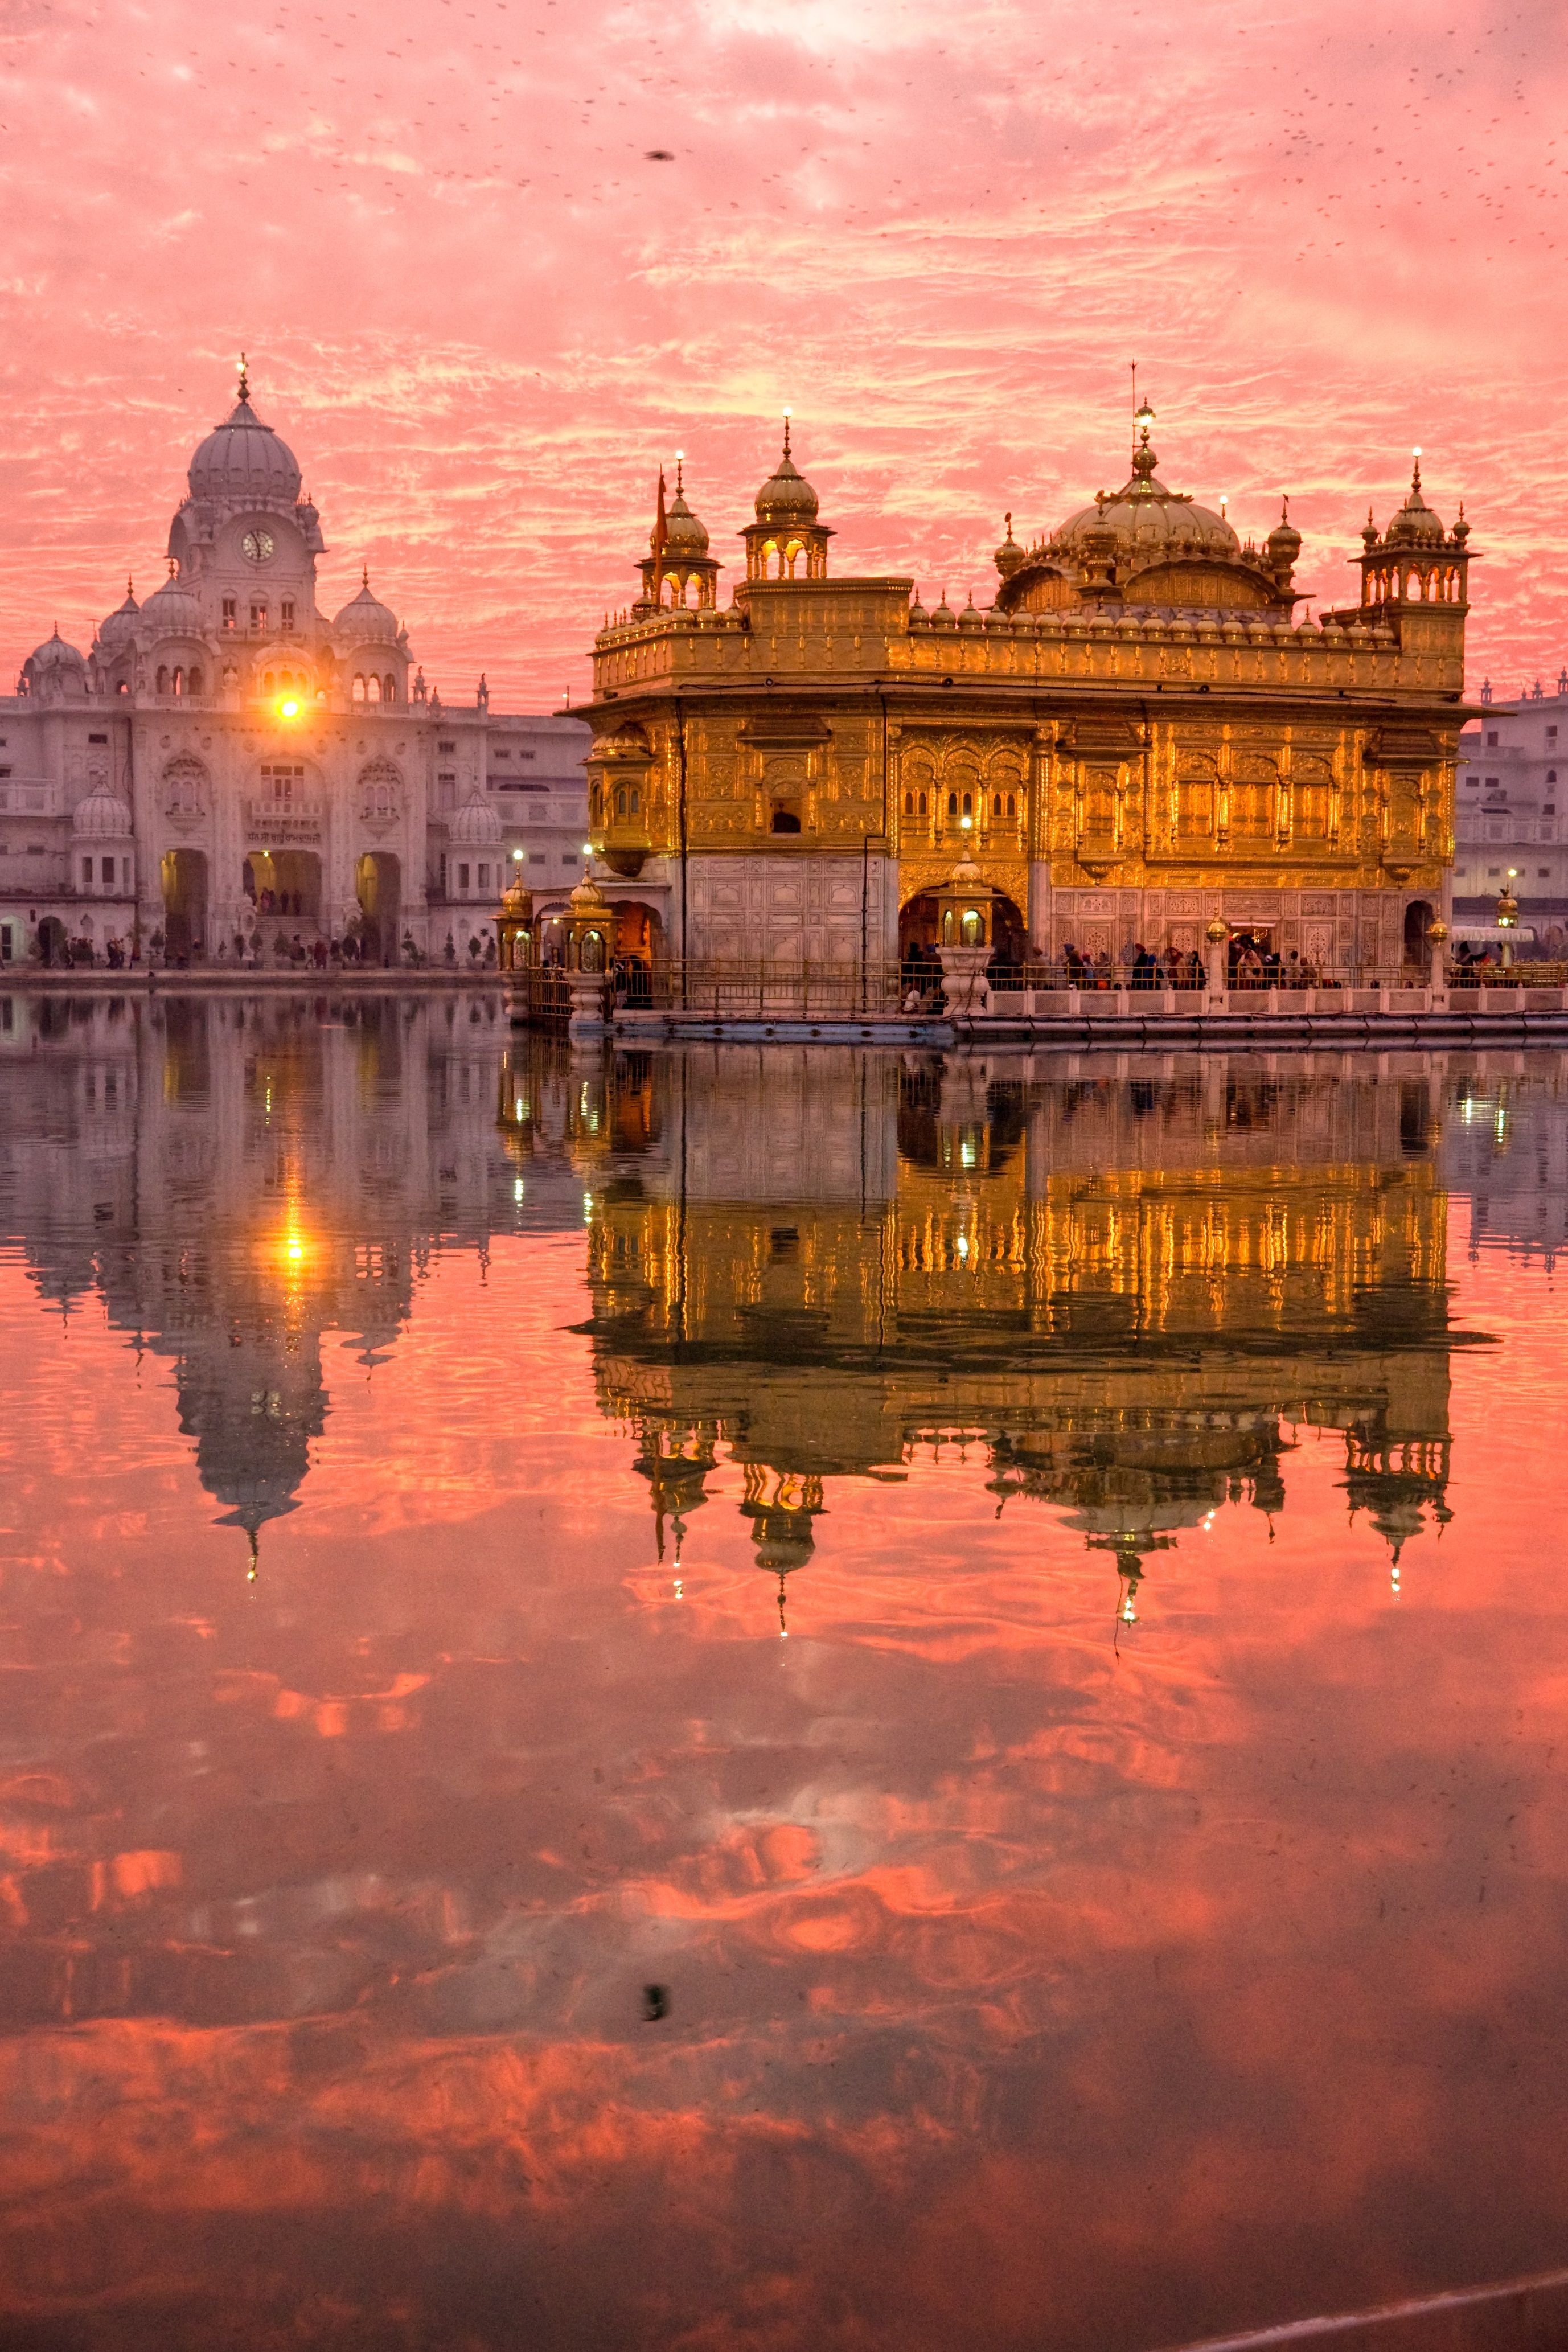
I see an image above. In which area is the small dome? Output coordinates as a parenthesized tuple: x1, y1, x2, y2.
(995, 516, 1025, 579)
(21, 627, 90, 699)
(451, 790, 503, 847)
(97, 582, 140, 651)
(335, 572, 400, 641)
(754, 420, 819, 525)
(663, 465, 709, 556)
(1384, 459, 1445, 547)
(568, 871, 608, 912)
(73, 785, 133, 839)
(187, 368, 302, 508)
(141, 567, 206, 640)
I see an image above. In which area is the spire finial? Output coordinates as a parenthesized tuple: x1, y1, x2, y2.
(782, 405, 791, 458)
(167, 557, 177, 579)
(237, 351, 250, 406)
(362, 562, 370, 589)
(1280, 495, 1290, 522)
(1411, 445, 1423, 493)
(675, 449, 684, 495)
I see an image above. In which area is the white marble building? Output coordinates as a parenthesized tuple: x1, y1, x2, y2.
(1452, 671, 1568, 948)
(0, 367, 589, 968)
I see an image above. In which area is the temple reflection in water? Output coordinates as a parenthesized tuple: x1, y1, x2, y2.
(498, 1040, 1517, 1623)
(7, 991, 1563, 1613)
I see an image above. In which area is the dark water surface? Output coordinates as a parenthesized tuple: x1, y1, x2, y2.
(1, 990, 1566, 2350)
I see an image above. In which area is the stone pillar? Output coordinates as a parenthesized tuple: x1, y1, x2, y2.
(938, 945, 991, 1021)
(567, 971, 608, 1035)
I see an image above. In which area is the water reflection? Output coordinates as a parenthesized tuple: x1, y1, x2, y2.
(3, 994, 1568, 2351)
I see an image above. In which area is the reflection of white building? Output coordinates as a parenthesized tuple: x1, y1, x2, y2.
(0, 365, 589, 968)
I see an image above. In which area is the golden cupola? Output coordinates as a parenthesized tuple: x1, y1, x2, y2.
(742, 415, 834, 582)
(638, 457, 721, 611)
(995, 395, 1298, 616)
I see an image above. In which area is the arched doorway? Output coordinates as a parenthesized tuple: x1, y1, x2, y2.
(900, 889, 1027, 970)
(161, 848, 208, 963)
(36, 916, 68, 967)
(1403, 898, 1434, 967)
(611, 900, 664, 1006)
(356, 852, 401, 966)
(245, 849, 321, 920)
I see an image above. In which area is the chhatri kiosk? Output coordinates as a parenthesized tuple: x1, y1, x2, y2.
(580, 402, 1471, 988)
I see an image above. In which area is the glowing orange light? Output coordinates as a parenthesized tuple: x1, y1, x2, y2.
(278, 696, 301, 721)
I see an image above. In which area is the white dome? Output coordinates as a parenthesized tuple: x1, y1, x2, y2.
(73, 786, 133, 839)
(188, 387, 302, 508)
(140, 571, 206, 640)
(22, 629, 90, 698)
(451, 791, 503, 846)
(97, 585, 140, 651)
(334, 576, 400, 641)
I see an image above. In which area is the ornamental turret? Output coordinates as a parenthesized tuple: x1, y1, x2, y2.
(1352, 452, 1475, 615)
(636, 457, 721, 612)
(741, 415, 834, 582)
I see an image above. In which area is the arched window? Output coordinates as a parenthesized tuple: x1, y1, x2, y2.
(1006, 793, 1016, 816)
(155, 666, 169, 694)
(962, 790, 973, 816)
(904, 791, 914, 816)
(188, 665, 203, 696)
(616, 787, 628, 817)
(383, 674, 396, 703)
(352, 675, 366, 703)
(1549, 769, 1558, 785)
(630, 787, 641, 814)
(918, 790, 927, 816)
(947, 791, 958, 818)
(367, 674, 382, 703)
(992, 793, 1002, 816)
(263, 671, 275, 693)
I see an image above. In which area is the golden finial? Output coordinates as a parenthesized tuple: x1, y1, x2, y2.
(782, 406, 792, 457)
(167, 557, 177, 578)
(362, 563, 370, 589)
(1411, 445, 1423, 492)
(675, 449, 684, 494)
(237, 351, 250, 405)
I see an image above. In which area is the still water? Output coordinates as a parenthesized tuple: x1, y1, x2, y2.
(1, 991, 1565, 2351)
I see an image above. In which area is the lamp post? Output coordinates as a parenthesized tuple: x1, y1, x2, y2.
(1205, 913, 1230, 1006)
(1497, 872, 1519, 971)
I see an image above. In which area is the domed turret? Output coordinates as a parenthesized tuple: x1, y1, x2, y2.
(72, 784, 133, 839)
(334, 569, 400, 642)
(139, 562, 206, 641)
(187, 358, 302, 510)
(637, 457, 721, 611)
(1266, 496, 1302, 582)
(450, 790, 503, 848)
(96, 581, 140, 654)
(1383, 453, 1446, 547)
(994, 514, 1025, 581)
(742, 415, 835, 582)
(20, 627, 90, 701)
(754, 414, 819, 526)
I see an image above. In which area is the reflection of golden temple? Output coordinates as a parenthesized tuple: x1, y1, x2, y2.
(740, 1464, 824, 1637)
(565, 1045, 1479, 1627)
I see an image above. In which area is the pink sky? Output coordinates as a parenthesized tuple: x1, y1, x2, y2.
(0, 0, 1563, 711)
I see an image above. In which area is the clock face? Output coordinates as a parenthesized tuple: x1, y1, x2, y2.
(241, 529, 275, 564)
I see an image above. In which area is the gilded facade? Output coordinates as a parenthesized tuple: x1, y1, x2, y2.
(585, 405, 1472, 974)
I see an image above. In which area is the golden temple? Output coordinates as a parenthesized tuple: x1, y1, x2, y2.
(584, 402, 1471, 978)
